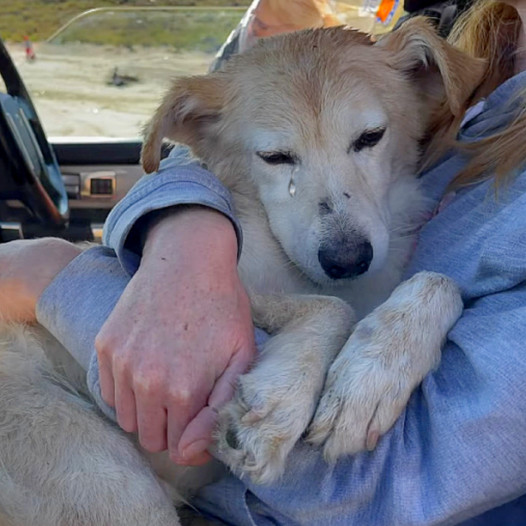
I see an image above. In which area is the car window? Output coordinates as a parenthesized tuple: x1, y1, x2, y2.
(6, 7, 245, 140)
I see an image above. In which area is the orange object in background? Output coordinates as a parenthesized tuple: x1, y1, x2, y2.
(336, 0, 404, 32)
(375, 0, 401, 24)
(243, 0, 403, 44)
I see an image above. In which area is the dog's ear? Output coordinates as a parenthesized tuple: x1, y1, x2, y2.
(377, 17, 486, 116)
(141, 74, 226, 174)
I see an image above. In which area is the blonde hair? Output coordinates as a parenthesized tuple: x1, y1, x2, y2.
(436, 0, 526, 187)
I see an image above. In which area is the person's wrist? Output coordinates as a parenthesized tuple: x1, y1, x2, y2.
(142, 206, 238, 269)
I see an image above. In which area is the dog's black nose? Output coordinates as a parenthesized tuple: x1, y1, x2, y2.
(318, 241, 373, 279)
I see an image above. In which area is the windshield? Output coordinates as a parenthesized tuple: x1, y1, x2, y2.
(2, 1, 402, 140)
(4, 6, 245, 139)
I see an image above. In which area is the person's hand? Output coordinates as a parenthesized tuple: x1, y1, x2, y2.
(95, 207, 256, 465)
(0, 238, 81, 323)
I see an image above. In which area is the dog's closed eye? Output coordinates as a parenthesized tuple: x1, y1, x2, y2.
(257, 151, 297, 166)
(351, 127, 386, 153)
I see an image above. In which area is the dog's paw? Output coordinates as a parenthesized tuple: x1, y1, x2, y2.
(216, 365, 318, 484)
(307, 271, 462, 461)
(306, 333, 413, 462)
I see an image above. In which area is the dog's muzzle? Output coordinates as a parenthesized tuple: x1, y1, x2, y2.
(318, 239, 373, 280)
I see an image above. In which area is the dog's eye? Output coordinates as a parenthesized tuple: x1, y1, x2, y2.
(257, 151, 296, 165)
(352, 127, 386, 153)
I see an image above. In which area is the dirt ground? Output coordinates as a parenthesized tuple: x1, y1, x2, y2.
(6, 42, 214, 139)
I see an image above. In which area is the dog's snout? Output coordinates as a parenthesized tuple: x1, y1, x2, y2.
(318, 240, 373, 279)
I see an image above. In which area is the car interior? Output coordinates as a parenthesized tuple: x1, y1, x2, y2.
(0, 34, 149, 245)
(0, 5, 258, 245)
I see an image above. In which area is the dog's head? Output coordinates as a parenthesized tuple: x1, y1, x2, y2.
(142, 18, 484, 285)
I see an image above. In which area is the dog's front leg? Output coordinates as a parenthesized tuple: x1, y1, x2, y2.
(308, 271, 463, 462)
(216, 293, 355, 484)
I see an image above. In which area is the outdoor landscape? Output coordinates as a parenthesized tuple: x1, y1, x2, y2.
(1, 1, 383, 138)
(1, 2, 249, 138)
(0, 1, 249, 43)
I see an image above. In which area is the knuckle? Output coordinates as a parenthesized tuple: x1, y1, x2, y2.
(111, 353, 130, 377)
(167, 385, 193, 408)
(94, 334, 108, 355)
(133, 371, 165, 399)
(95, 333, 116, 358)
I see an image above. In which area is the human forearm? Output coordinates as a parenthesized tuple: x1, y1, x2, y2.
(142, 205, 238, 273)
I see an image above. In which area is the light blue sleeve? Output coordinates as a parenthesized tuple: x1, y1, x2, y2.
(193, 169, 526, 525)
(34, 126, 526, 524)
(103, 145, 242, 275)
(36, 246, 128, 420)
(34, 183, 526, 525)
(210, 281, 526, 526)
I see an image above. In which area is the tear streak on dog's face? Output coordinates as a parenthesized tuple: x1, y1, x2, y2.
(142, 20, 485, 286)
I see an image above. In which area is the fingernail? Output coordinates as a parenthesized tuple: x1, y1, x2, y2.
(182, 439, 209, 460)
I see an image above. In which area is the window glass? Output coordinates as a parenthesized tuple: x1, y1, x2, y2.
(6, 7, 245, 139)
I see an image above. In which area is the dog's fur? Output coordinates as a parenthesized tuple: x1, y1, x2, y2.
(0, 19, 483, 526)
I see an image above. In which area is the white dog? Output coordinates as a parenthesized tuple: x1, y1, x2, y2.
(0, 19, 483, 526)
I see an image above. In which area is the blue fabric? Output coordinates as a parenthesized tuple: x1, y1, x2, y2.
(36, 71, 526, 525)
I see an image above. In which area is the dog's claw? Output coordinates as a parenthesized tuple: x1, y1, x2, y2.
(240, 409, 266, 425)
(366, 430, 379, 451)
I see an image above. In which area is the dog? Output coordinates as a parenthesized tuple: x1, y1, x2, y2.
(0, 18, 483, 526)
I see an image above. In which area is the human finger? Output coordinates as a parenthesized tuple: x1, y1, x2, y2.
(177, 347, 254, 462)
(113, 360, 138, 433)
(95, 338, 116, 408)
(178, 405, 218, 462)
(207, 346, 254, 409)
(135, 397, 168, 452)
(166, 386, 207, 464)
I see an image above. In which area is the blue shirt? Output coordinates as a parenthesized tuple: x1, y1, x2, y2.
(36, 71, 526, 525)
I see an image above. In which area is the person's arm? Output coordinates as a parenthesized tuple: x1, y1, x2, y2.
(198, 280, 526, 525)
(90, 147, 254, 464)
(0, 238, 81, 324)
(97, 206, 254, 465)
(0, 148, 248, 467)
(0, 146, 254, 466)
